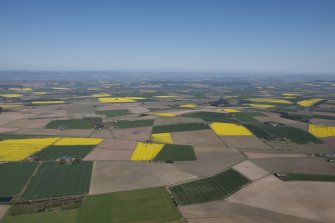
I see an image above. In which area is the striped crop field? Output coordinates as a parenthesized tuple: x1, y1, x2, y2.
(169, 169, 250, 205)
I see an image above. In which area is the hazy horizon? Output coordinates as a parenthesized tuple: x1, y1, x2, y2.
(1, 0, 335, 73)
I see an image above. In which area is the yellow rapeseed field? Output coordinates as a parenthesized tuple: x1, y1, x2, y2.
(150, 133, 173, 144)
(146, 112, 177, 117)
(130, 142, 165, 161)
(0, 94, 23, 98)
(215, 108, 240, 113)
(9, 87, 32, 91)
(0, 138, 60, 161)
(179, 104, 197, 108)
(210, 122, 253, 136)
(32, 92, 48, 95)
(98, 97, 136, 103)
(246, 98, 292, 104)
(154, 96, 178, 99)
(309, 124, 335, 138)
(92, 93, 112, 97)
(0, 103, 23, 108)
(282, 93, 300, 97)
(31, 101, 65, 104)
(245, 104, 275, 108)
(54, 138, 103, 146)
(297, 98, 323, 107)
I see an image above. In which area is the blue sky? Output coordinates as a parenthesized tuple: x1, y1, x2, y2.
(0, 0, 334, 73)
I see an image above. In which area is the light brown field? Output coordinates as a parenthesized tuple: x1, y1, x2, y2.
(89, 161, 196, 194)
(56, 129, 94, 137)
(96, 138, 137, 150)
(220, 135, 271, 149)
(153, 117, 203, 126)
(311, 118, 335, 126)
(112, 126, 152, 141)
(171, 129, 224, 146)
(5, 118, 51, 128)
(228, 176, 335, 223)
(89, 129, 114, 138)
(84, 149, 133, 160)
(251, 157, 335, 175)
(0, 113, 33, 126)
(0, 205, 9, 221)
(244, 152, 308, 159)
(0, 127, 17, 133)
(179, 200, 318, 223)
(232, 160, 269, 181)
(322, 136, 335, 148)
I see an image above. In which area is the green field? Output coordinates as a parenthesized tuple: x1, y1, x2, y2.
(234, 112, 264, 123)
(76, 187, 186, 223)
(45, 119, 93, 129)
(152, 122, 209, 134)
(21, 161, 92, 200)
(95, 109, 131, 117)
(34, 145, 96, 161)
(0, 162, 38, 197)
(154, 144, 196, 161)
(245, 123, 320, 144)
(2, 209, 77, 223)
(278, 173, 335, 182)
(182, 112, 237, 123)
(0, 134, 48, 141)
(114, 119, 154, 129)
(3, 187, 185, 223)
(169, 169, 250, 205)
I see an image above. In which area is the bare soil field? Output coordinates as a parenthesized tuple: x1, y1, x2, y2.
(127, 106, 150, 113)
(0, 112, 33, 126)
(232, 160, 269, 181)
(96, 138, 137, 150)
(244, 152, 308, 159)
(171, 129, 224, 146)
(179, 200, 319, 223)
(311, 118, 335, 126)
(89, 161, 196, 194)
(174, 146, 245, 177)
(323, 136, 335, 148)
(153, 117, 203, 126)
(0, 127, 17, 133)
(220, 135, 271, 149)
(56, 129, 94, 137)
(89, 129, 114, 138)
(13, 128, 61, 135)
(112, 126, 152, 141)
(228, 176, 335, 223)
(84, 148, 133, 160)
(5, 118, 51, 128)
(0, 205, 10, 221)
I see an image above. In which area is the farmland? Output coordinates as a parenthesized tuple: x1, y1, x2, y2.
(277, 173, 335, 182)
(34, 145, 96, 160)
(114, 119, 154, 128)
(21, 161, 92, 200)
(95, 109, 131, 117)
(45, 119, 93, 129)
(152, 122, 209, 134)
(0, 162, 38, 197)
(1, 73, 335, 223)
(169, 169, 250, 205)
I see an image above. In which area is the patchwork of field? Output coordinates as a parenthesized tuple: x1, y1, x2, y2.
(169, 169, 250, 205)
(0, 162, 38, 197)
(114, 119, 154, 128)
(152, 122, 209, 134)
(0, 138, 60, 161)
(228, 176, 335, 223)
(130, 142, 196, 161)
(182, 112, 237, 123)
(171, 129, 223, 146)
(21, 161, 92, 200)
(95, 109, 131, 117)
